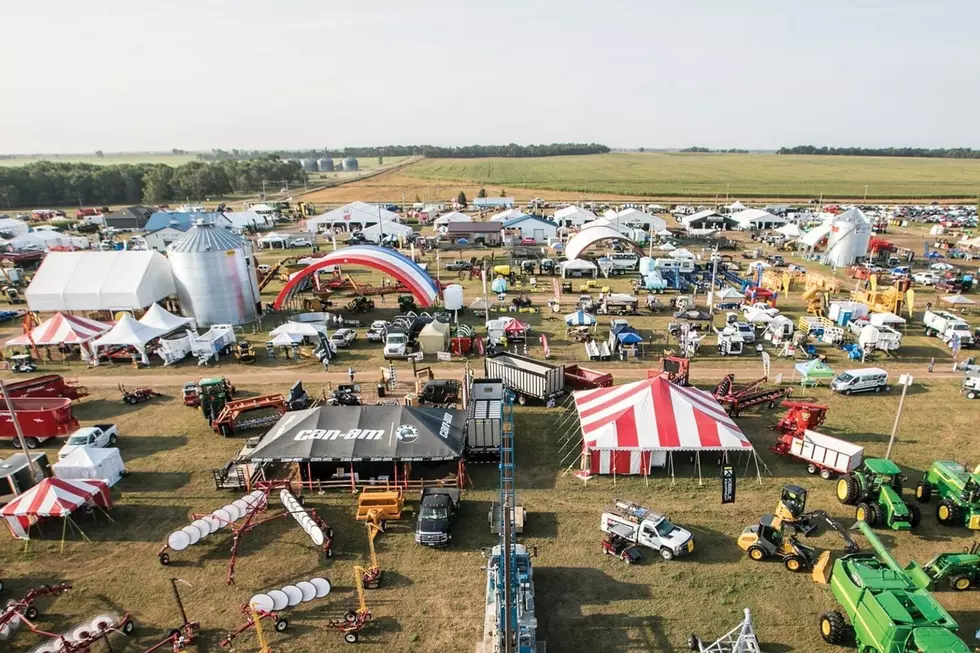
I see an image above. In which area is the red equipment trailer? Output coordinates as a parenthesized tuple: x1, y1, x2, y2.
(713, 374, 792, 417)
(0, 374, 88, 401)
(0, 397, 79, 448)
(564, 364, 613, 390)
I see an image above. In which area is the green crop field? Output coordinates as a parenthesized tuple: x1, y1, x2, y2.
(0, 152, 201, 167)
(404, 152, 980, 200)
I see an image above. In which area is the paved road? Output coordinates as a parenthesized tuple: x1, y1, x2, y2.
(2, 360, 956, 389)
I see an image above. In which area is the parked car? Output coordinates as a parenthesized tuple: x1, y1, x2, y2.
(415, 488, 460, 547)
(912, 272, 939, 286)
(520, 237, 537, 245)
(443, 259, 472, 271)
(290, 238, 312, 248)
(58, 424, 118, 460)
(366, 320, 390, 342)
(329, 328, 357, 348)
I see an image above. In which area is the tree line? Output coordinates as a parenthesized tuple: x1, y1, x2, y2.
(679, 146, 750, 153)
(777, 145, 980, 159)
(200, 142, 610, 161)
(0, 157, 306, 209)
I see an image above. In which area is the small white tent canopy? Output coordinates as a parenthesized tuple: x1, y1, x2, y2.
(489, 209, 527, 222)
(868, 312, 906, 326)
(731, 208, 786, 230)
(139, 303, 193, 333)
(940, 294, 977, 306)
(714, 287, 745, 300)
(775, 223, 803, 239)
(269, 332, 303, 346)
(91, 314, 166, 355)
(565, 225, 642, 261)
(360, 220, 414, 243)
(257, 231, 289, 248)
(554, 206, 597, 227)
(561, 259, 598, 278)
(53, 447, 125, 486)
(270, 321, 326, 338)
(670, 248, 696, 259)
(26, 251, 176, 312)
(433, 211, 472, 226)
(726, 200, 747, 211)
(418, 319, 451, 354)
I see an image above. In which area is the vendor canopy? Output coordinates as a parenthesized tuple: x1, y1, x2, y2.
(575, 377, 753, 453)
(247, 405, 466, 463)
(2, 477, 111, 539)
(6, 313, 111, 347)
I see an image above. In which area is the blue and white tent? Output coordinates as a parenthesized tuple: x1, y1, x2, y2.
(565, 311, 597, 326)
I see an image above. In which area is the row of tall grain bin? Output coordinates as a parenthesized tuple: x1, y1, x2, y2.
(300, 157, 359, 173)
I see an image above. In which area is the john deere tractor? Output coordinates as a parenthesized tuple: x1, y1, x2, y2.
(815, 521, 971, 652)
(836, 458, 921, 530)
(914, 460, 980, 530)
(906, 541, 980, 592)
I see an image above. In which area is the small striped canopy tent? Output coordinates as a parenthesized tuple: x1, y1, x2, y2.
(573, 376, 762, 480)
(2, 477, 112, 539)
(6, 313, 112, 347)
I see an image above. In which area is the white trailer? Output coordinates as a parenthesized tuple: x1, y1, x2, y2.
(484, 352, 566, 406)
(774, 429, 864, 480)
(923, 309, 974, 347)
(465, 379, 503, 461)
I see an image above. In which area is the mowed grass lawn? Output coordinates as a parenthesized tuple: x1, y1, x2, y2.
(2, 378, 978, 653)
(405, 152, 980, 200)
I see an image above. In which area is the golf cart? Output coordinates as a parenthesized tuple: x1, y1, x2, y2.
(7, 354, 37, 373)
(601, 532, 643, 565)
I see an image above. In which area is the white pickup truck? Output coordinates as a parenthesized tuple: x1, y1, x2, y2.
(600, 499, 694, 561)
(58, 424, 118, 460)
(923, 309, 974, 348)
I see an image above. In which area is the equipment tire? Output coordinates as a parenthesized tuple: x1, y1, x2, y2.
(907, 503, 921, 528)
(24, 437, 39, 449)
(26, 606, 38, 620)
(660, 547, 674, 561)
(688, 635, 701, 651)
(123, 620, 135, 635)
(747, 546, 766, 561)
(159, 552, 170, 565)
(950, 574, 972, 591)
(806, 464, 818, 475)
(820, 468, 833, 480)
(968, 391, 978, 400)
(344, 631, 359, 643)
(915, 482, 932, 503)
(784, 555, 805, 572)
(937, 500, 960, 526)
(837, 476, 860, 505)
(819, 611, 847, 645)
(856, 502, 877, 526)
(344, 611, 359, 623)
(275, 619, 288, 632)
(866, 502, 881, 526)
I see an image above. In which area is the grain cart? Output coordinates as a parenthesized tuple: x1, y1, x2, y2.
(905, 541, 980, 592)
(914, 460, 980, 529)
(836, 458, 921, 530)
(815, 521, 971, 653)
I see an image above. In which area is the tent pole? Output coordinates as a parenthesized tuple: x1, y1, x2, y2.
(669, 452, 675, 487)
(697, 453, 702, 486)
(754, 452, 764, 484)
(643, 455, 649, 487)
(350, 463, 356, 494)
(61, 517, 68, 554)
(612, 454, 616, 488)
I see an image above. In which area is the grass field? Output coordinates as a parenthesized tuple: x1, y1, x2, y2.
(402, 152, 980, 200)
(0, 153, 201, 167)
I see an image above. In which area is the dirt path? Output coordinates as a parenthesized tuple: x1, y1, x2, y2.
(10, 361, 957, 389)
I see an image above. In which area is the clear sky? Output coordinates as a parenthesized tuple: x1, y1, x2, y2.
(3, 0, 979, 153)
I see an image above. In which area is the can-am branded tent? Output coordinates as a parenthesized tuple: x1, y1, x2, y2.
(247, 405, 466, 463)
(572, 377, 763, 481)
(6, 313, 112, 347)
(53, 447, 125, 487)
(1, 477, 112, 540)
(26, 251, 176, 312)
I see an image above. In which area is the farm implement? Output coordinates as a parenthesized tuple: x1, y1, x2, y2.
(713, 374, 791, 417)
(139, 578, 200, 653)
(118, 383, 160, 405)
(157, 483, 333, 585)
(212, 393, 287, 436)
(836, 458, 920, 530)
(220, 576, 332, 648)
(915, 460, 980, 529)
(0, 583, 72, 644)
(322, 567, 373, 644)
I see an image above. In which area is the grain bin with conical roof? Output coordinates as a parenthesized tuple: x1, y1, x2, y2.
(167, 221, 260, 326)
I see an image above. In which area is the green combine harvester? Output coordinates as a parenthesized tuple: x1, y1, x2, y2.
(836, 458, 921, 530)
(915, 460, 980, 530)
(815, 521, 971, 652)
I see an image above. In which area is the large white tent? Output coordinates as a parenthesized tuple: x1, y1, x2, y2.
(554, 206, 597, 227)
(0, 217, 29, 237)
(91, 313, 167, 357)
(560, 259, 598, 278)
(775, 223, 803, 239)
(9, 231, 88, 250)
(615, 208, 667, 232)
(53, 447, 125, 486)
(731, 208, 786, 230)
(360, 220, 414, 243)
(270, 321, 327, 338)
(565, 225, 642, 261)
(489, 209, 527, 222)
(433, 211, 472, 226)
(139, 303, 194, 332)
(26, 251, 176, 312)
(305, 202, 401, 233)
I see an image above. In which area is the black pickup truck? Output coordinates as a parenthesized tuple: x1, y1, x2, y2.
(414, 488, 460, 547)
(417, 380, 461, 406)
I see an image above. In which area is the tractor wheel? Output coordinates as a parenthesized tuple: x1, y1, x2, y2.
(820, 468, 833, 480)
(659, 547, 674, 561)
(866, 502, 881, 526)
(907, 503, 921, 528)
(806, 464, 818, 475)
(937, 500, 960, 526)
(856, 502, 877, 526)
(747, 546, 767, 561)
(344, 611, 359, 623)
(950, 574, 973, 591)
(837, 476, 860, 505)
(915, 482, 932, 503)
(344, 631, 359, 644)
(783, 555, 805, 572)
(819, 611, 847, 645)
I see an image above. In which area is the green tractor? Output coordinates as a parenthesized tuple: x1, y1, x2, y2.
(815, 521, 971, 652)
(905, 541, 980, 592)
(914, 460, 980, 530)
(836, 458, 920, 530)
(345, 296, 376, 313)
(397, 295, 417, 312)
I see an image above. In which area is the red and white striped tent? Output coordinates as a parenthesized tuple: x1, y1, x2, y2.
(2, 477, 112, 539)
(574, 376, 760, 479)
(7, 313, 112, 347)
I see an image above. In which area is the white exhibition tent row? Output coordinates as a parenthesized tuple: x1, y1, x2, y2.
(9, 230, 89, 250)
(257, 231, 291, 248)
(731, 208, 786, 230)
(305, 202, 402, 233)
(554, 206, 597, 227)
(25, 251, 176, 312)
(614, 208, 667, 232)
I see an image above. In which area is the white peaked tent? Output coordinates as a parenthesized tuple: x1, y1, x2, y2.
(560, 259, 598, 278)
(554, 206, 597, 226)
(616, 208, 667, 232)
(433, 211, 472, 226)
(53, 447, 125, 486)
(91, 314, 166, 360)
(714, 287, 745, 301)
(140, 303, 193, 333)
(360, 220, 413, 243)
(775, 223, 803, 239)
(489, 209, 527, 222)
(257, 231, 289, 248)
(726, 201, 747, 211)
(270, 321, 326, 338)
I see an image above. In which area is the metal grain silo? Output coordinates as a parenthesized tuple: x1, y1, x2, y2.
(317, 157, 334, 172)
(823, 208, 872, 268)
(301, 158, 318, 172)
(342, 156, 359, 171)
(167, 221, 260, 326)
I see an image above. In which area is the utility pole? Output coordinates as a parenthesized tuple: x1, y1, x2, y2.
(884, 374, 912, 460)
(0, 379, 43, 483)
(708, 251, 719, 312)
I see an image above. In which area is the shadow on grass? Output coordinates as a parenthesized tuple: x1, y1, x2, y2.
(120, 471, 190, 492)
(123, 435, 189, 461)
(544, 612, 673, 653)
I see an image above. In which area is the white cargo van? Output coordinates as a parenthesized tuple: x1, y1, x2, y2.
(830, 368, 889, 395)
